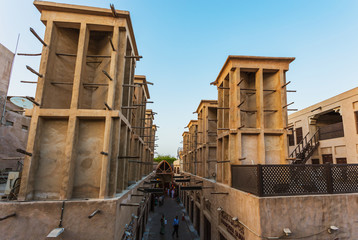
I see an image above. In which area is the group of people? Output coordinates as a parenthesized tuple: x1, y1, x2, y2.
(166, 186, 177, 199)
(160, 215, 180, 238)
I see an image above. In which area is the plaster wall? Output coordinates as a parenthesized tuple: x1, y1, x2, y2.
(182, 173, 358, 240)
(288, 87, 358, 163)
(34, 118, 68, 200)
(0, 110, 30, 169)
(259, 194, 358, 239)
(73, 119, 105, 198)
(0, 97, 31, 170)
(0, 174, 152, 240)
(0, 44, 14, 100)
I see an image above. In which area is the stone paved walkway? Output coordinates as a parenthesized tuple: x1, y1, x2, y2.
(143, 196, 199, 240)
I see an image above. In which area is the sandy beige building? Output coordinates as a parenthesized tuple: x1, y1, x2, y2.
(288, 87, 358, 164)
(180, 56, 358, 240)
(195, 100, 217, 179)
(0, 45, 31, 171)
(0, 2, 156, 240)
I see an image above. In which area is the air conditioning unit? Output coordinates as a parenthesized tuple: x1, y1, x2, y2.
(4, 172, 20, 195)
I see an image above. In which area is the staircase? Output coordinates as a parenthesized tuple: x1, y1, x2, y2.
(289, 129, 320, 164)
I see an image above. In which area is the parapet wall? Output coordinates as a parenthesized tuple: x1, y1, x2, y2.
(182, 172, 358, 240)
(0, 174, 153, 240)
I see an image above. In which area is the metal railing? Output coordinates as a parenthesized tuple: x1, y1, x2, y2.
(289, 129, 320, 164)
(231, 163, 358, 197)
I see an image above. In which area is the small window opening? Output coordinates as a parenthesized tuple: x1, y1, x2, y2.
(5, 120, 13, 126)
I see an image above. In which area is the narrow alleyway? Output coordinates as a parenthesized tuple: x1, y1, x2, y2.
(143, 196, 199, 240)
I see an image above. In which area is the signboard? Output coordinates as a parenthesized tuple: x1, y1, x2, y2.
(219, 211, 245, 240)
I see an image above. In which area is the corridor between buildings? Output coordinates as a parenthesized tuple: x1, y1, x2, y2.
(143, 195, 199, 240)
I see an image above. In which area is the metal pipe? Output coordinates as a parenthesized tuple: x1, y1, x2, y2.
(88, 209, 101, 219)
(59, 201, 65, 227)
(0, 213, 16, 221)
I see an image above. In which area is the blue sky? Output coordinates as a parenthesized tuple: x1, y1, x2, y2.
(1, 0, 358, 156)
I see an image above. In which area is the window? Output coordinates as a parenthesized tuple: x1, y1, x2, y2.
(312, 159, 320, 164)
(5, 120, 13, 126)
(355, 111, 358, 134)
(22, 125, 28, 131)
(288, 128, 295, 146)
(295, 127, 303, 144)
(322, 154, 333, 164)
(336, 158, 347, 164)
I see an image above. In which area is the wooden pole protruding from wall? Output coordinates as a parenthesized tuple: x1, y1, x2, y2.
(30, 27, 47, 47)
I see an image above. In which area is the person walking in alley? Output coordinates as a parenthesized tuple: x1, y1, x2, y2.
(160, 214, 165, 235)
(172, 216, 179, 238)
(171, 188, 175, 198)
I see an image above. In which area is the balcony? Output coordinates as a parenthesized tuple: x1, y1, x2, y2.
(231, 164, 358, 197)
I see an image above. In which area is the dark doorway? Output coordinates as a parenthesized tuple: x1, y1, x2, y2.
(322, 154, 333, 164)
(186, 195, 189, 212)
(195, 205, 200, 236)
(190, 200, 194, 222)
(204, 216, 211, 240)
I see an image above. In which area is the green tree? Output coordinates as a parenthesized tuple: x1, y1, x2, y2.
(153, 154, 176, 164)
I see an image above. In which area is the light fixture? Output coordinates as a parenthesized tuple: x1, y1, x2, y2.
(47, 228, 64, 238)
(232, 217, 238, 221)
(328, 225, 339, 234)
(217, 207, 223, 211)
(283, 228, 292, 236)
